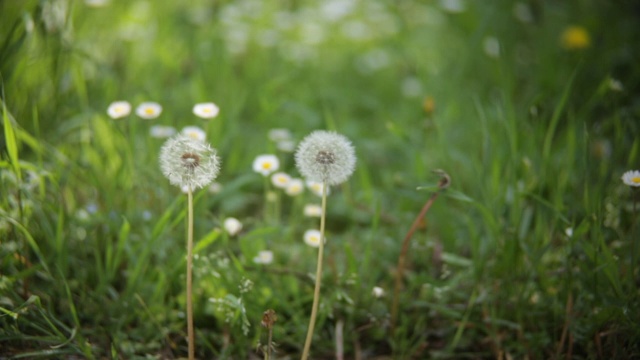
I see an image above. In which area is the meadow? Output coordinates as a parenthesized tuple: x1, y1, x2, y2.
(1, 0, 640, 358)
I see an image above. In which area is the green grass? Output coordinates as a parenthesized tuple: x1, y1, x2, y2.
(2, 0, 640, 358)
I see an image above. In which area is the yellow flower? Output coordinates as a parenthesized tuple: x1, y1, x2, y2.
(560, 26, 590, 50)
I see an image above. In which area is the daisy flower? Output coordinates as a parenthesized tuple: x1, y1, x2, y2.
(303, 204, 322, 217)
(159, 134, 221, 190)
(107, 101, 131, 119)
(136, 102, 162, 119)
(182, 126, 207, 142)
(150, 125, 177, 138)
(306, 180, 330, 197)
(295, 130, 356, 186)
(372, 286, 385, 298)
(271, 172, 291, 189)
(193, 102, 220, 119)
(622, 170, 640, 187)
(285, 178, 305, 196)
(224, 217, 243, 236)
(253, 154, 279, 176)
(268, 128, 292, 142)
(303, 229, 323, 248)
(253, 250, 274, 265)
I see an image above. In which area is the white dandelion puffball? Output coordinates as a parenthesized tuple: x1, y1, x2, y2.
(253, 154, 280, 176)
(181, 126, 207, 142)
(136, 102, 162, 119)
(193, 102, 220, 119)
(159, 134, 220, 190)
(271, 172, 291, 189)
(107, 101, 131, 119)
(304, 229, 324, 248)
(253, 250, 274, 265)
(285, 178, 305, 196)
(622, 170, 640, 187)
(223, 217, 243, 236)
(295, 130, 356, 186)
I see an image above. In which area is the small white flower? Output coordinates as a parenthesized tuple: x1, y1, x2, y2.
(622, 170, 640, 187)
(224, 217, 243, 236)
(565, 227, 573, 238)
(181, 126, 207, 142)
(85, 0, 109, 7)
(107, 101, 131, 119)
(295, 130, 356, 186)
(304, 229, 324, 248)
(208, 182, 222, 194)
(277, 140, 296, 152)
(285, 178, 305, 196)
(136, 102, 162, 119)
(306, 180, 330, 197)
(372, 286, 385, 298)
(268, 128, 292, 142)
(303, 204, 322, 217)
(159, 134, 221, 190)
(253, 250, 274, 265)
(150, 125, 177, 138)
(483, 36, 500, 58)
(271, 172, 291, 189)
(253, 154, 280, 176)
(193, 102, 220, 119)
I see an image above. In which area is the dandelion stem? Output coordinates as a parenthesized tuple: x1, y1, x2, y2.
(301, 179, 328, 360)
(390, 171, 450, 333)
(187, 187, 195, 360)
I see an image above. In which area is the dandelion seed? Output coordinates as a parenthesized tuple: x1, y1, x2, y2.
(253, 250, 274, 265)
(224, 217, 243, 236)
(182, 126, 207, 142)
(136, 102, 162, 119)
(304, 229, 323, 248)
(107, 101, 131, 119)
(372, 286, 385, 298)
(193, 102, 220, 119)
(159, 134, 220, 190)
(150, 125, 177, 138)
(271, 172, 291, 189)
(622, 170, 640, 187)
(285, 178, 305, 196)
(295, 131, 356, 186)
(253, 154, 280, 176)
(303, 204, 322, 217)
(560, 26, 590, 50)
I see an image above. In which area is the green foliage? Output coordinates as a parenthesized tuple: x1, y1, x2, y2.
(1, 0, 640, 358)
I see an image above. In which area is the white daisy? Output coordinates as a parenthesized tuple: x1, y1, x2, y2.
(372, 286, 385, 298)
(622, 170, 640, 187)
(136, 102, 162, 119)
(193, 102, 220, 119)
(253, 154, 279, 176)
(224, 217, 243, 236)
(271, 172, 291, 189)
(303, 204, 322, 217)
(304, 229, 324, 248)
(306, 180, 330, 197)
(150, 125, 177, 138)
(285, 178, 305, 196)
(107, 101, 131, 119)
(181, 126, 207, 142)
(253, 250, 274, 265)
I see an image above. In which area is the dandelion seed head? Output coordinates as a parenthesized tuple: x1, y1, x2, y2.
(295, 130, 356, 186)
(159, 134, 220, 190)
